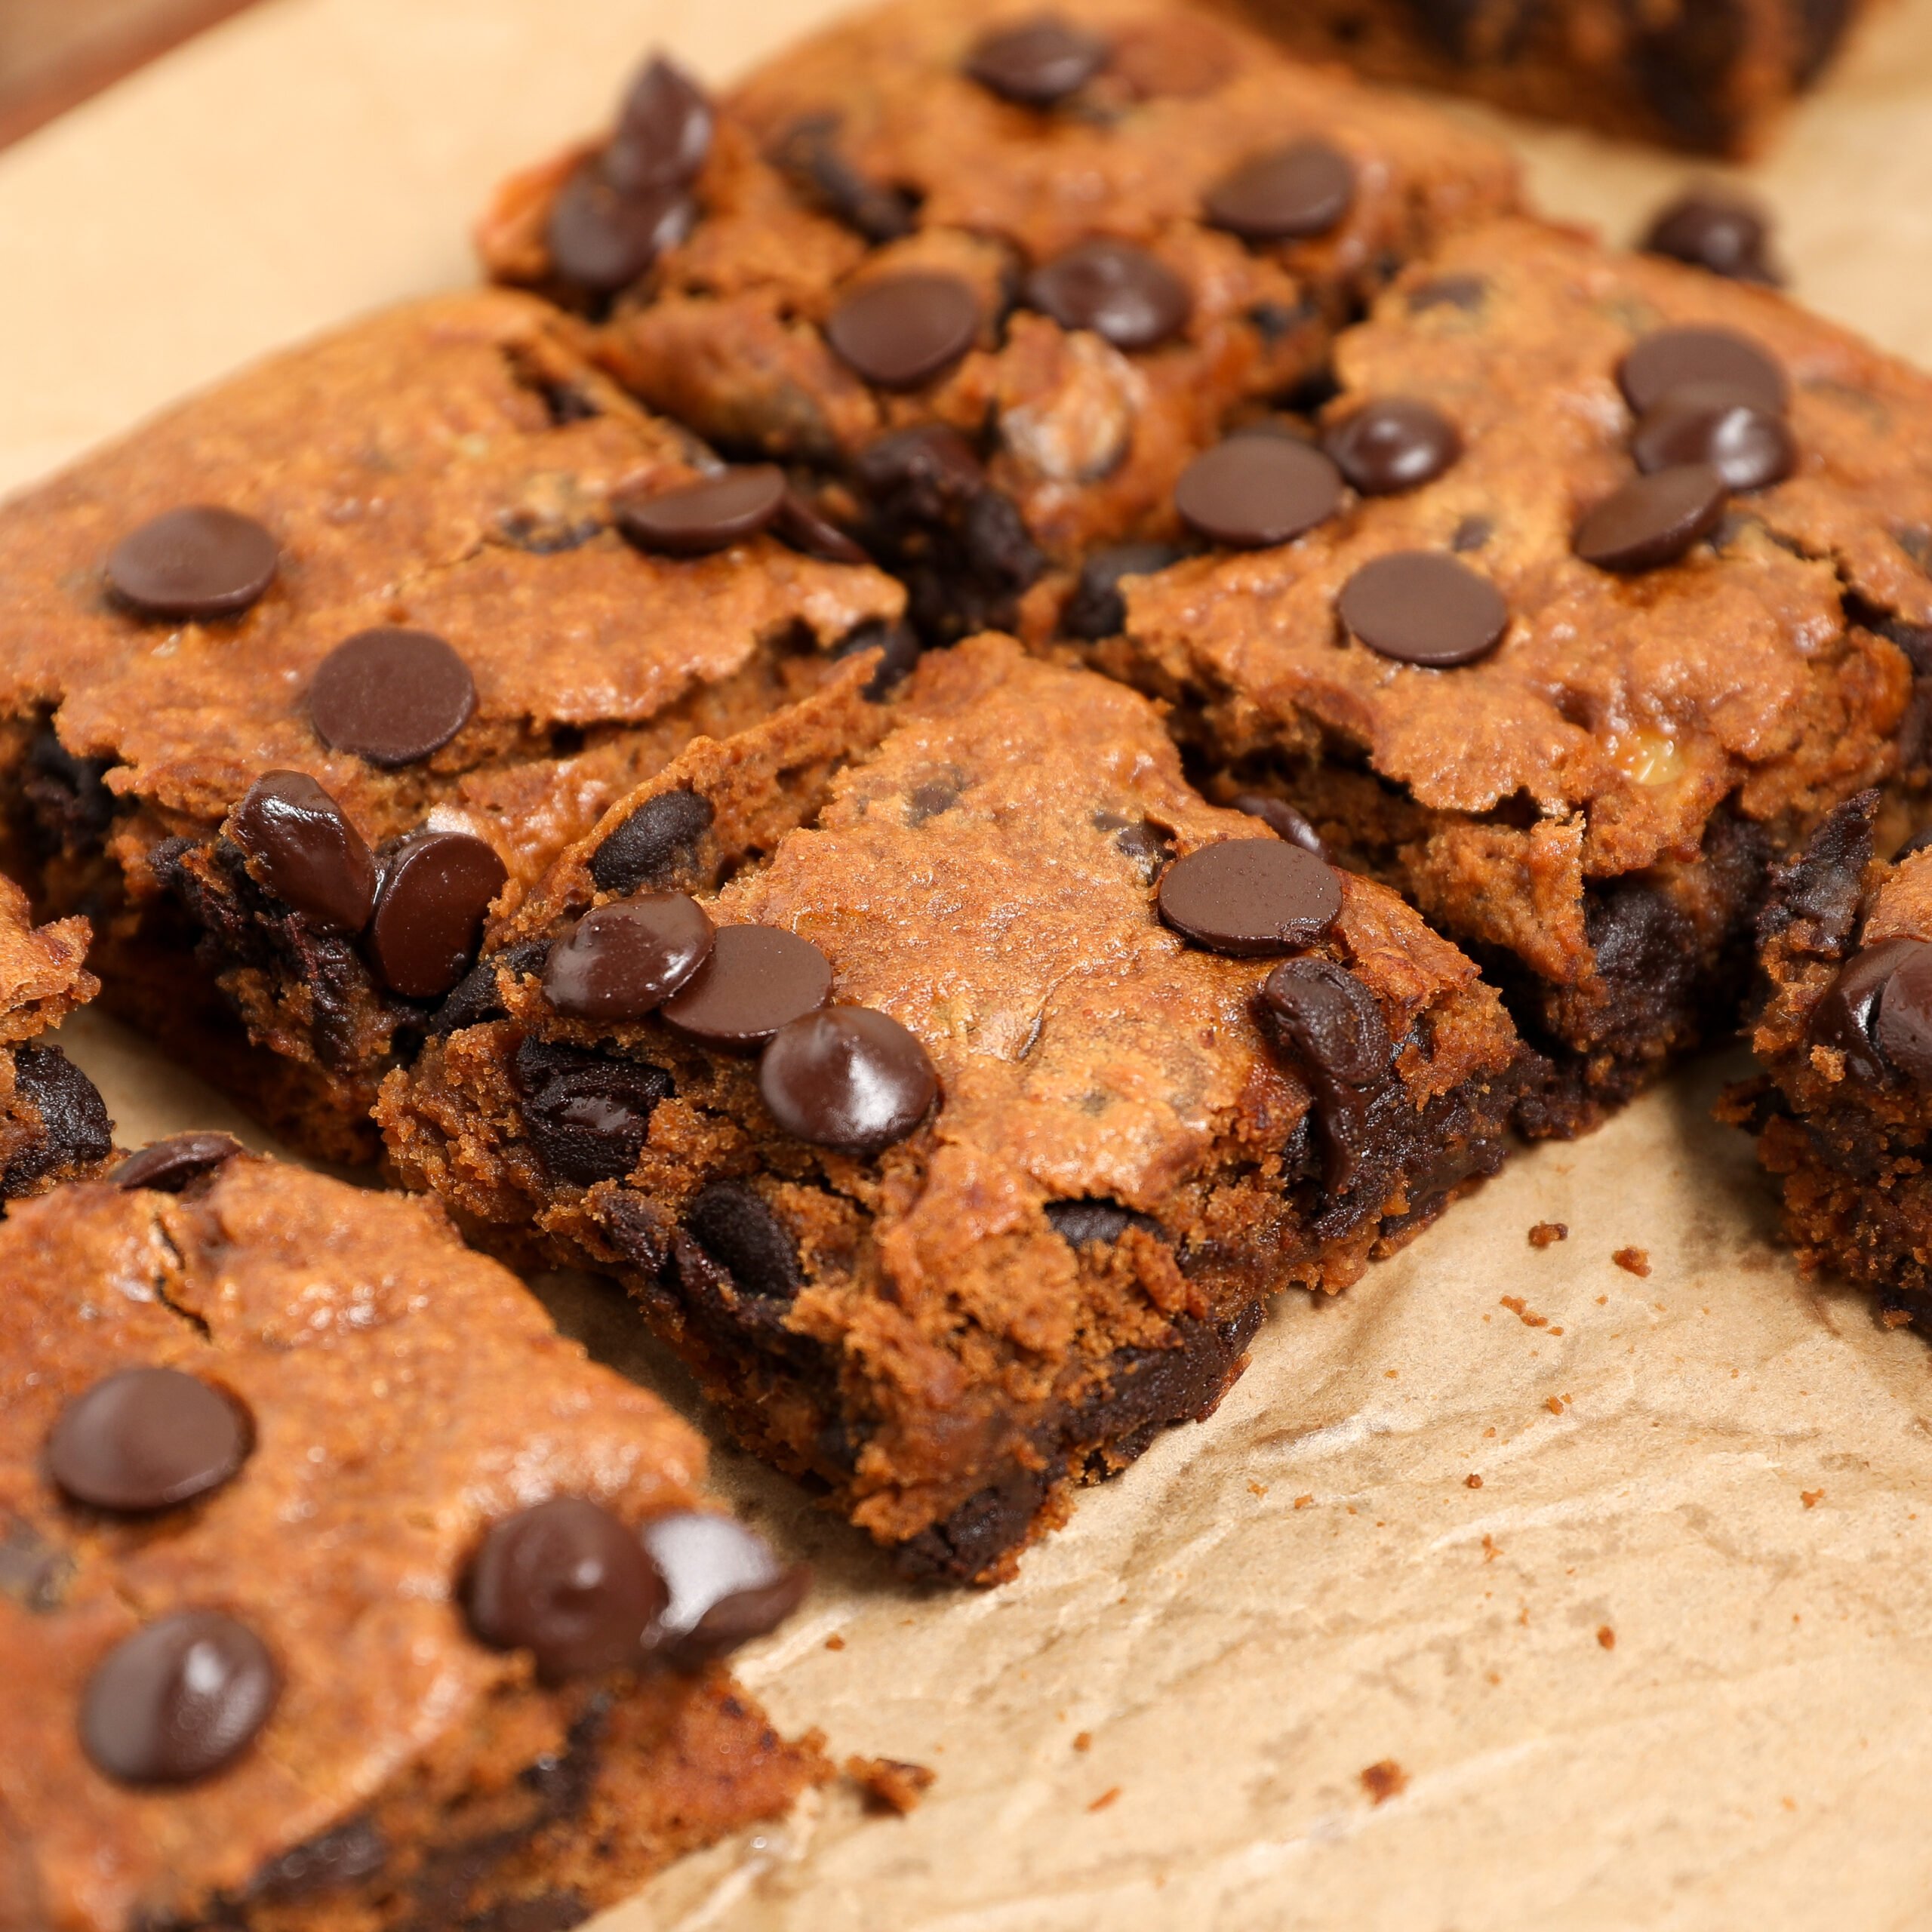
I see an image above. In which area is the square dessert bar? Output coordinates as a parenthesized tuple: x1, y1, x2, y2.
(1104, 217, 1932, 1136)
(0, 871, 112, 1197)
(380, 635, 1524, 1583)
(478, 0, 1518, 643)
(1221, 0, 1869, 155)
(0, 288, 903, 1162)
(0, 1147, 821, 1932)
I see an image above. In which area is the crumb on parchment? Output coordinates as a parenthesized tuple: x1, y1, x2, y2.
(1088, 1786, 1122, 1813)
(1597, 1626, 1617, 1650)
(1465, 1473, 1483, 1488)
(1528, 1221, 1567, 1247)
(1613, 1246, 1651, 1276)
(847, 1756, 937, 1816)
(1360, 1760, 1408, 1804)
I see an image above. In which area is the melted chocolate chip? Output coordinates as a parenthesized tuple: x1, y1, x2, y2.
(1204, 140, 1355, 242)
(466, 1497, 667, 1682)
(1157, 839, 1341, 955)
(769, 114, 917, 245)
(590, 789, 715, 896)
(661, 924, 835, 1048)
(365, 831, 508, 1000)
(513, 1037, 674, 1185)
(230, 771, 378, 933)
(5, 1047, 111, 1195)
(1023, 239, 1190, 351)
(309, 629, 477, 768)
(1630, 381, 1795, 491)
(640, 1512, 808, 1669)
(1338, 550, 1509, 667)
(604, 54, 713, 195)
(1232, 793, 1324, 857)
(1619, 325, 1789, 416)
(1044, 1198, 1161, 1247)
(48, 1367, 249, 1512)
(758, 1006, 938, 1152)
(106, 507, 278, 621)
(250, 1817, 389, 1904)
(684, 1182, 803, 1300)
(82, 1611, 278, 1784)
(1641, 189, 1781, 285)
(1260, 955, 1394, 1191)
(543, 894, 715, 1021)
(1810, 937, 1926, 1084)
(774, 490, 872, 565)
(1323, 398, 1462, 495)
(964, 16, 1109, 105)
(1174, 436, 1343, 549)
(546, 165, 694, 295)
(830, 617, 924, 699)
(1573, 463, 1728, 572)
(614, 466, 788, 555)
(826, 272, 981, 391)
(1875, 944, 1932, 1085)
(1064, 541, 1188, 640)
(429, 937, 550, 1039)
(112, 1133, 245, 1194)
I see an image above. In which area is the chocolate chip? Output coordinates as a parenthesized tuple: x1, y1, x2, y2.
(250, 1818, 389, 1905)
(614, 466, 788, 556)
(1338, 550, 1509, 667)
(1811, 937, 1926, 1084)
(964, 16, 1109, 105)
(546, 165, 694, 295)
(309, 629, 477, 769)
(82, 1611, 278, 1784)
(1064, 542, 1187, 640)
(591, 789, 715, 896)
(1157, 838, 1341, 955)
(1174, 436, 1342, 549)
(1573, 463, 1728, 572)
(855, 421, 986, 506)
(1451, 515, 1493, 552)
(365, 831, 508, 1000)
(1618, 325, 1788, 416)
(1044, 1198, 1161, 1247)
(106, 507, 278, 620)
(1323, 398, 1462, 495)
(429, 937, 549, 1039)
(775, 491, 871, 565)
(826, 272, 980, 391)
(758, 1006, 937, 1152)
(543, 894, 714, 1022)
(466, 1497, 667, 1682)
(1260, 955, 1392, 1089)
(229, 771, 377, 934)
(830, 617, 924, 699)
(48, 1367, 249, 1512)
(512, 1038, 673, 1186)
(769, 115, 917, 245)
(5, 1046, 111, 1195)
(111, 1133, 245, 1193)
(1641, 189, 1781, 285)
(1232, 793, 1324, 857)
(1204, 140, 1355, 242)
(604, 54, 712, 195)
(1023, 239, 1189, 352)
(684, 1182, 803, 1300)
(660, 924, 835, 1049)
(1876, 944, 1932, 1085)
(640, 1512, 808, 1669)
(1630, 381, 1795, 492)
(1407, 274, 1485, 314)
(1900, 826, 1932, 860)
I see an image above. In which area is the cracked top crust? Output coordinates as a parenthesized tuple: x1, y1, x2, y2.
(0, 872, 94, 1046)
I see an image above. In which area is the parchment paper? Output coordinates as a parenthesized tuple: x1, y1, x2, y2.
(11, 3, 1932, 1924)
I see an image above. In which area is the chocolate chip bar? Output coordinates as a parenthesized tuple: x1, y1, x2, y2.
(379, 635, 1525, 1583)
(1100, 217, 1932, 1136)
(478, 0, 1518, 645)
(0, 1147, 822, 1930)
(0, 289, 903, 1161)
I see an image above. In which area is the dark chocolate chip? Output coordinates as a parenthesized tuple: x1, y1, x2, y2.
(1260, 955, 1392, 1090)
(769, 114, 917, 245)
(81, 1611, 278, 1784)
(604, 54, 713, 194)
(758, 1006, 938, 1152)
(1203, 140, 1355, 242)
(1322, 398, 1462, 495)
(854, 421, 986, 506)
(1406, 274, 1485, 314)
(249, 1817, 389, 1905)
(230, 771, 378, 933)
(1875, 944, 1932, 1086)
(545, 164, 694, 295)
(512, 1038, 674, 1186)
(1064, 541, 1188, 640)
(106, 507, 278, 621)
(1106, 813, 1175, 880)
(543, 894, 714, 1021)
(830, 617, 924, 699)
(466, 1497, 667, 1682)
(1338, 550, 1509, 667)
(429, 937, 550, 1039)
(1641, 189, 1781, 285)
(614, 466, 788, 556)
(309, 629, 477, 769)
(365, 831, 508, 1001)
(1900, 826, 1932, 860)
(964, 16, 1109, 105)
(825, 272, 980, 391)
(660, 924, 834, 1048)
(1451, 514, 1494, 552)
(48, 1367, 249, 1513)
(1573, 463, 1728, 572)
(1174, 436, 1343, 549)
(1810, 937, 1927, 1084)
(1157, 838, 1341, 955)
(111, 1133, 245, 1194)
(1044, 1198, 1161, 1247)
(1630, 381, 1795, 492)
(774, 490, 872, 565)
(1232, 793, 1324, 857)
(5, 1046, 112, 1196)
(590, 788, 715, 897)
(1023, 239, 1190, 352)
(684, 1182, 803, 1300)
(1618, 325, 1789, 417)
(640, 1512, 808, 1669)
